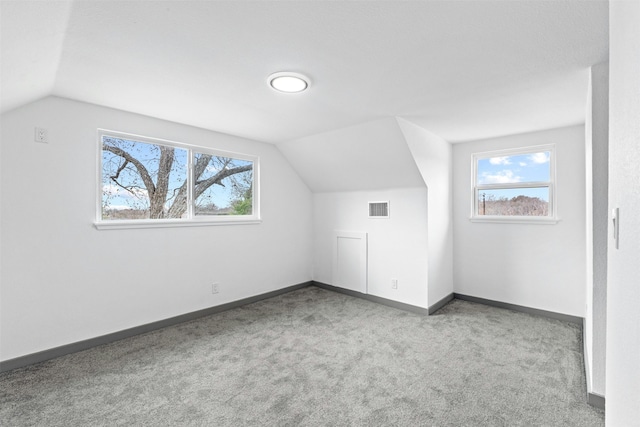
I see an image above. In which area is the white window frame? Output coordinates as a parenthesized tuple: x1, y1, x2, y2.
(95, 129, 260, 230)
(470, 144, 559, 224)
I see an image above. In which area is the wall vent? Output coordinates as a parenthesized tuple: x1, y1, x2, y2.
(369, 201, 390, 218)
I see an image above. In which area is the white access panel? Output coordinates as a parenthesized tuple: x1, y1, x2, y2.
(332, 231, 368, 293)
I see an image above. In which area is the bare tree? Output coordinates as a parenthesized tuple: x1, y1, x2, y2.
(103, 138, 251, 219)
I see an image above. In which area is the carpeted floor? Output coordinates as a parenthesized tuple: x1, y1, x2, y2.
(0, 286, 604, 426)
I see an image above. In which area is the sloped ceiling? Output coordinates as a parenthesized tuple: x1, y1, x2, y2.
(0, 1, 608, 145)
(278, 118, 424, 193)
(0, 1, 72, 113)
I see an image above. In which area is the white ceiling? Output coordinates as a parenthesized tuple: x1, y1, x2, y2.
(1, 1, 609, 144)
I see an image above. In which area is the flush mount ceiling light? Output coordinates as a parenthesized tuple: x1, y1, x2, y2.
(268, 72, 310, 93)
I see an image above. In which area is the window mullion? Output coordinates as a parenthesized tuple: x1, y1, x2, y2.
(187, 149, 194, 220)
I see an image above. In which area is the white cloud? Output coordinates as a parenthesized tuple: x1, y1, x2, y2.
(489, 156, 511, 165)
(102, 183, 148, 199)
(519, 162, 527, 166)
(105, 204, 133, 211)
(529, 152, 550, 164)
(480, 170, 522, 184)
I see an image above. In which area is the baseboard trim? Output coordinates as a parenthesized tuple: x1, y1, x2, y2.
(0, 281, 313, 373)
(583, 319, 606, 409)
(428, 293, 454, 315)
(588, 392, 605, 410)
(312, 281, 429, 316)
(453, 293, 583, 325)
(583, 318, 593, 400)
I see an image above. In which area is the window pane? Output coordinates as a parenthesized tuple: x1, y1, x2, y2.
(477, 151, 550, 185)
(193, 153, 253, 216)
(477, 187, 549, 216)
(101, 137, 188, 220)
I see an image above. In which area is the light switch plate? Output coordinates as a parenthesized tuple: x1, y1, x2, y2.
(612, 207, 620, 249)
(35, 127, 48, 143)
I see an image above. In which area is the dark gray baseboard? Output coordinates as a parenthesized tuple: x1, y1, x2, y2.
(0, 281, 312, 373)
(588, 392, 605, 410)
(583, 319, 606, 409)
(428, 292, 454, 315)
(583, 318, 593, 403)
(453, 293, 583, 325)
(312, 281, 429, 316)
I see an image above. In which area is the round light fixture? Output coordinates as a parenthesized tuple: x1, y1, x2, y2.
(268, 72, 310, 93)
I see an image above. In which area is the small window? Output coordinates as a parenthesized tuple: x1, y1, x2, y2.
(97, 130, 259, 229)
(471, 144, 557, 223)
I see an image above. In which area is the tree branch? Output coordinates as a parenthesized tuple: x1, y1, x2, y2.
(193, 154, 213, 181)
(103, 144, 156, 194)
(109, 177, 141, 197)
(194, 164, 252, 199)
(111, 159, 129, 182)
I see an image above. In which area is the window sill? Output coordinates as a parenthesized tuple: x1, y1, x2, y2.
(469, 216, 560, 225)
(94, 218, 262, 230)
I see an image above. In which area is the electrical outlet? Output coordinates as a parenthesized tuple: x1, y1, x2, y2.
(34, 127, 48, 143)
(212, 283, 220, 294)
(391, 278, 398, 289)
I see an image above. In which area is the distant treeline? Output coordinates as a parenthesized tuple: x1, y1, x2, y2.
(102, 205, 233, 220)
(478, 195, 548, 216)
(102, 209, 150, 220)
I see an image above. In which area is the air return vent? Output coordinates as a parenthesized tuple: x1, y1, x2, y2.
(369, 201, 390, 218)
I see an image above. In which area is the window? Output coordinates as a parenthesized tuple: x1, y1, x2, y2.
(97, 130, 259, 229)
(471, 144, 557, 223)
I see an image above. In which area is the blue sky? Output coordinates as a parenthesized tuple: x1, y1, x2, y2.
(477, 151, 550, 201)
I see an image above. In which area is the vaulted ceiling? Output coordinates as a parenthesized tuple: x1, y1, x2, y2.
(1, 1, 608, 144)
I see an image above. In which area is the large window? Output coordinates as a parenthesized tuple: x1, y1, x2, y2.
(471, 144, 557, 223)
(97, 130, 259, 229)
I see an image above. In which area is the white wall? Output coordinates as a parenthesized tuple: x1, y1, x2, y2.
(0, 96, 313, 361)
(397, 119, 453, 306)
(584, 61, 608, 398)
(313, 188, 429, 308)
(606, 1, 640, 424)
(453, 125, 586, 317)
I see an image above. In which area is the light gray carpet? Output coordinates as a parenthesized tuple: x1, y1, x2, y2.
(0, 286, 604, 426)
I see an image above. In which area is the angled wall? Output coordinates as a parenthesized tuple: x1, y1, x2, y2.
(584, 61, 608, 399)
(396, 119, 454, 307)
